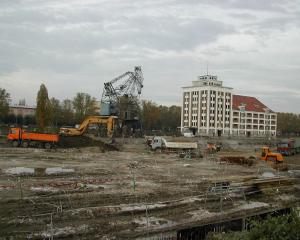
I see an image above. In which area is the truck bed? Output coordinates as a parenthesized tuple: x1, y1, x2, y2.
(165, 141, 197, 149)
(22, 132, 59, 142)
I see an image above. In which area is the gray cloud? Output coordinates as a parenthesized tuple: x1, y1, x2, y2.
(0, 0, 300, 113)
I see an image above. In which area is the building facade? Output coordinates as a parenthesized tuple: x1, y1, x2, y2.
(181, 75, 233, 136)
(181, 75, 277, 137)
(232, 95, 277, 137)
(9, 105, 36, 117)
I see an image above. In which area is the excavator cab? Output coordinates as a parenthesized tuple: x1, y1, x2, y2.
(261, 147, 269, 158)
(261, 146, 283, 163)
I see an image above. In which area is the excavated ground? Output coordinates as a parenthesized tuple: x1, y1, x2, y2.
(0, 137, 299, 239)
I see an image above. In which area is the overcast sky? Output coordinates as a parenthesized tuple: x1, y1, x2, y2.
(0, 0, 300, 113)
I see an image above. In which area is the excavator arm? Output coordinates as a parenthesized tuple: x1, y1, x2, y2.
(59, 116, 117, 137)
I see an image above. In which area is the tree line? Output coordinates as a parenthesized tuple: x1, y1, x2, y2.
(0, 86, 181, 134)
(0, 85, 98, 131)
(2, 86, 300, 135)
(277, 112, 300, 136)
(140, 100, 181, 134)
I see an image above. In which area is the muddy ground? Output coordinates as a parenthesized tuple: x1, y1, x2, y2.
(0, 137, 300, 239)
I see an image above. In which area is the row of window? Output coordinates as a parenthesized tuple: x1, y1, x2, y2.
(233, 112, 276, 119)
(233, 124, 276, 130)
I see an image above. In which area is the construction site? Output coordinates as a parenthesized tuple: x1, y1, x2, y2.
(1, 67, 300, 239)
(1, 136, 300, 239)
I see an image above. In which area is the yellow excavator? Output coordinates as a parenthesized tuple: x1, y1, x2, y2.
(59, 116, 117, 137)
(261, 146, 284, 163)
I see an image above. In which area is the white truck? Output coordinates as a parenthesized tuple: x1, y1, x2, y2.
(149, 137, 198, 152)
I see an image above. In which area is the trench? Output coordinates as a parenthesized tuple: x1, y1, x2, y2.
(176, 207, 291, 240)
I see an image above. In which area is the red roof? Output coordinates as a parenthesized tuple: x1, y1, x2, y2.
(232, 95, 273, 113)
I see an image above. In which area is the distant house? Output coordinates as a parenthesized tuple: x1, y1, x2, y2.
(9, 105, 36, 117)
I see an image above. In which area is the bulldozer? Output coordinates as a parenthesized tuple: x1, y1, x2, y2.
(261, 146, 284, 163)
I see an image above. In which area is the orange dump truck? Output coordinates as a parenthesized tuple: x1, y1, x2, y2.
(7, 127, 59, 149)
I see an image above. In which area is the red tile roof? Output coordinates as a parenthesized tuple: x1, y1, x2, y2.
(232, 95, 273, 113)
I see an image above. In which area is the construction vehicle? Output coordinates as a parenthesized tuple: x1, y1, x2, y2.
(277, 139, 300, 156)
(8, 116, 117, 149)
(59, 116, 117, 137)
(206, 142, 222, 154)
(7, 128, 59, 149)
(149, 136, 198, 152)
(261, 146, 284, 163)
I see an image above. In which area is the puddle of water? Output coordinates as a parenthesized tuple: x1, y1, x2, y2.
(45, 167, 75, 174)
(4, 167, 74, 175)
(261, 172, 276, 178)
(4, 167, 34, 175)
(31, 187, 60, 193)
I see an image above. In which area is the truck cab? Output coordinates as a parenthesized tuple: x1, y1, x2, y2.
(277, 139, 300, 156)
(150, 137, 165, 151)
(7, 128, 23, 147)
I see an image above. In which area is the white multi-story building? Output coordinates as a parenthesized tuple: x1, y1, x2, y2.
(232, 95, 277, 137)
(181, 75, 277, 137)
(181, 75, 233, 136)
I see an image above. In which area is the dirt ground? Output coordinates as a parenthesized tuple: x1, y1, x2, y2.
(0, 137, 299, 239)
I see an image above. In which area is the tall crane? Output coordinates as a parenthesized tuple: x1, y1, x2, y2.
(100, 66, 144, 122)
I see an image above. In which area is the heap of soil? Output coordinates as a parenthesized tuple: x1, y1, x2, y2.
(59, 135, 119, 151)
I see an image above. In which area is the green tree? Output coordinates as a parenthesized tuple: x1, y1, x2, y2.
(23, 115, 36, 125)
(16, 114, 23, 126)
(277, 112, 300, 135)
(72, 93, 97, 122)
(4, 113, 16, 124)
(36, 84, 51, 132)
(60, 99, 75, 125)
(167, 105, 181, 131)
(140, 101, 181, 134)
(141, 100, 160, 131)
(209, 211, 300, 240)
(49, 97, 61, 127)
(0, 88, 10, 122)
(247, 211, 300, 240)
